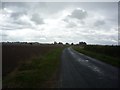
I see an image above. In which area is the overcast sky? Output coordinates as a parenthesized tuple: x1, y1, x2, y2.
(0, 2, 118, 45)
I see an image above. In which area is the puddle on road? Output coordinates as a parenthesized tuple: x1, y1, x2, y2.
(85, 60, 89, 62)
(78, 58, 89, 63)
(88, 65, 103, 74)
(78, 58, 104, 76)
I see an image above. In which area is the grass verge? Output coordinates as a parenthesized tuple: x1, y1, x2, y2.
(3, 47, 63, 88)
(73, 46, 120, 68)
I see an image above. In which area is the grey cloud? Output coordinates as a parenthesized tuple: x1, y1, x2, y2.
(10, 12, 26, 19)
(0, 2, 2, 9)
(94, 20, 106, 27)
(63, 16, 85, 28)
(2, 3, 31, 28)
(2, 17, 33, 30)
(75, 32, 117, 45)
(2, 2, 28, 12)
(1, 33, 8, 37)
(2, 2, 68, 18)
(1, 2, 118, 45)
(68, 9, 88, 20)
(118, 2, 120, 28)
(1, 25, 25, 30)
(66, 22, 77, 28)
(1, 3, 26, 17)
(1, 4, 33, 30)
(13, 20, 30, 26)
(31, 13, 44, 25)
(1, 21, 33, 30)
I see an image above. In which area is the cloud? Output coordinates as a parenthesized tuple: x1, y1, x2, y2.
(66, 22, 77, 28)
(0, 14, 34, 31)
(0, 5, 35, 31)
(68, 8, 88, 20)
(63, 8, 88, 28)
(31, 13, 44, 25)
(94, 20, 106, 27)
(0, 2, 118, 45)
(10, 12, 26, 20)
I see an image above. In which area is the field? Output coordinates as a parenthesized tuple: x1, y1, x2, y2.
(2, 43, 64, 88)
(2, 43, 120, 88)
(73, 45, 120, 67)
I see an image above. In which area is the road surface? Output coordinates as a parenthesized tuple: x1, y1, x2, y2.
(58, 47, 119, 88)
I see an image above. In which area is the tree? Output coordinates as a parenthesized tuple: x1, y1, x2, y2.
(66, 43, 69, 45)
(58, 42, 63, 45)
(54, 41, 57, 45)
(79, 42, 87, 45)
(71, 43, 74, 45)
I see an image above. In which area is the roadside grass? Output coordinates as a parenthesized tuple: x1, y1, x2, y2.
(73, 46, 120, 68)
(3, 47, 63, 88)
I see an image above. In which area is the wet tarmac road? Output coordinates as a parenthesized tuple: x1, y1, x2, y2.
(59, 47, 119, 88)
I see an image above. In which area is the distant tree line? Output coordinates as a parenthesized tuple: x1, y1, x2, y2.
(2, 41, 87, 46)
(54, 41, 87, 45)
